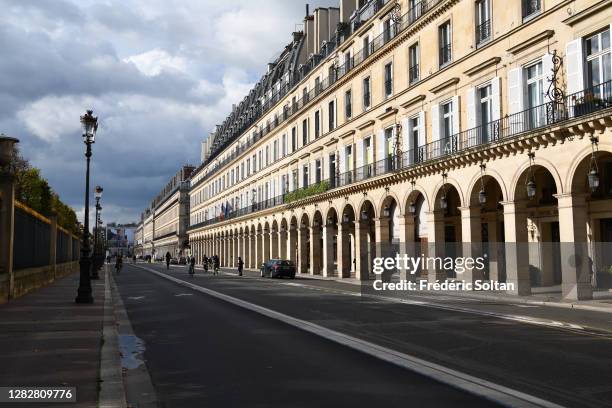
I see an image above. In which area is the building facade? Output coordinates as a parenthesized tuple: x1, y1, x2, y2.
(139, 165, 194, 260)
(187, 0, 612, 301)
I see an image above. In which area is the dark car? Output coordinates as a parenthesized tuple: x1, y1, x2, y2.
(170, 257, 179, 265)
(178, 256, 187, 265)
(260, 259, 296, 279)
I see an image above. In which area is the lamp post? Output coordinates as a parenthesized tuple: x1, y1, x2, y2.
(75, 110, 98, 304)
(91, 185, 103, 280)
(0, 134, 19, 300)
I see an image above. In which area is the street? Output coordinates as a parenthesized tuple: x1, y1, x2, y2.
(114, 264, 496, 407)
(114, 263, 612, 408)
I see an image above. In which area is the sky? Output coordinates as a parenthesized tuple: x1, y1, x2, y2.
(0, 0, 332, 224)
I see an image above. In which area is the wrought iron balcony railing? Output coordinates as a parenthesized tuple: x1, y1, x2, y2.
(188, 80, 612, 231)
(475, 19, 491, 45)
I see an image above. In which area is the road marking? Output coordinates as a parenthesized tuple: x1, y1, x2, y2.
(175, 293, 193, 297)
(127, 296, 145, 300)
(136, 264, 563, 408)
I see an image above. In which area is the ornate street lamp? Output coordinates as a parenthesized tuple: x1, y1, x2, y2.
(440, 173, 448, 211)
(408, 180, 416, 214)
(383, 205, 390, 217)
(91, 185, 103, 280)
(478, 163, 487, 205)
(75, 110, 98, 304)
(526, 152, 536, 200)
(588, 136, 600, 193)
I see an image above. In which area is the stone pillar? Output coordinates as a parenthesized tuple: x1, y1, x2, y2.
(374, 217, 392, 281)
(426, 211, 446, 282)
(0, 172, 16, 300)
(487, 219, 501, 281)
(460, 206, 483, 284)
(323, 223, 336, 277)
(354, 220, 369, 280)
(310, 226, 322, 275)
(502, 201, 531, 296)
(288, 226, 298, 264)
(337, 222, 351, 278)
(256, 232, 263, 269)
(263, 231, 271, 262)
(49, 215, 58, 280)
(249, 232, 256, 269)
(271, 229, 279, 259)
(398, 216, 416, 281)
(555, 194, 593, 300)
(279, 228, 287, 259)
(297, 226, 309, 274)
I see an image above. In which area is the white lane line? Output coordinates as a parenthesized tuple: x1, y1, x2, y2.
(135, 264, 563, 408)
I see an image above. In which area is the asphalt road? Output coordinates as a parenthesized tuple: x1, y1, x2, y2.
(127, 262, 612, 408)
(114, 264, 497, 407)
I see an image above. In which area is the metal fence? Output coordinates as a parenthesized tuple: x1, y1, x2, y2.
(56, 230, 70, 264)
(72, 238, 79, 261)
(13, 206, 51, 270)
(189, 80, 612, 231)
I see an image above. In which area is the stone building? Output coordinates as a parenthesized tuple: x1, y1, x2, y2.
(186, 0, 612, 300)
(140, 165, 194, 260)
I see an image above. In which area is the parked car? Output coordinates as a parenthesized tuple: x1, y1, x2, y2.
(260, 259, 296, 279)
(178, 256, 187, 265)
(170, 258, 179, 265)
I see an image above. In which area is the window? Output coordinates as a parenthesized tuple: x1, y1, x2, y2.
(409, 43, 419, 84)
(252, 154, 256, 172)
(246, 158, 251, 176)
(291, 127, 297, 152)
(442, 100, 455, 139)
(345, 145, 353, 172)
(439, 22, 452, 67)
(259, 150, 263, 169)
(345, 90, 352, 119)
(315, 160, 322, 183)
(363, 36, 371, 59)
(265, 146, 269, 166)
(526, 61, 545, 127)
(383, 19, 392, 42)
(478, 84, 493, 141)
(384, 62, 393, 98)
(282, 134, 287, 156)
(302, 119, 308, 145)
(314, 111, 321, 138)
(302, 165, 309, 187)
(315, 77, 321, 95)
(522, 0, 541, 20)
(363, 76, 371, 109)
(364, 137, 373, 177)
(475, 0, 491, 45)
(585, 29, 611, 90)
(303, 87, 309, 103)
(273, 140, 278, 160)
(410, 115, 421, 163)
(292, 169, 298, 191)
(328, 101, 335, 131)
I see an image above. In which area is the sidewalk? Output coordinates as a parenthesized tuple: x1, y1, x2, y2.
(0, 268, 117, 407)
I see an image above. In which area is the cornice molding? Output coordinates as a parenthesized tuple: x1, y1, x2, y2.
(507, 30, 554, 54)
(376, 108, 398, 121)
(429, 77, 460, 94)
(357, 119, 375, 131)
(400, 94, 426, 109)
(463, 57, 501, 76)
(564, 0, 611, 26)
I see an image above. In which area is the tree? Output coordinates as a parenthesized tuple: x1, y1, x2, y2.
(12, 147, 79, 233)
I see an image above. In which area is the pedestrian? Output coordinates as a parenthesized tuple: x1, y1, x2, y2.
(165, 251, 171, 270)
(237, 256, 244, 277)
(213, 255, 220, 276)
(189, 256, 196, 277)
(203, 255, 208, 273)
(115, 254, 123, 274)
(132, 254, 136, 264)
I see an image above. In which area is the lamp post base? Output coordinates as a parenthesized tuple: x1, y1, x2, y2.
(75, 257, 94, 304)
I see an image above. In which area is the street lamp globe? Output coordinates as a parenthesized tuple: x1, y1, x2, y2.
(478, 189, 487, 205)
(588, 167, 600, 193)
(80, 110, 98, 144)
(95, 185, 103, 200)
(526, 180, 537, 200)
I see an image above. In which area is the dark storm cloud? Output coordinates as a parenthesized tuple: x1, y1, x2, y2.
(0, 0, 335, 223)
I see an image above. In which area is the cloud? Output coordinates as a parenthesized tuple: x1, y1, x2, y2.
(0, 0, 336, 224)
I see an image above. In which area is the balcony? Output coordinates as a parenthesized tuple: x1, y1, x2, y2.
(188, 81, 612, 231)
(475, 19, 491, 46)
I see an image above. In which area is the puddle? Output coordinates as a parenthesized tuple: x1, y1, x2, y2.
(119, 334, 146, 370)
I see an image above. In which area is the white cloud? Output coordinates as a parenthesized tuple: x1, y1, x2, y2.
(123, 48, 188, 76)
